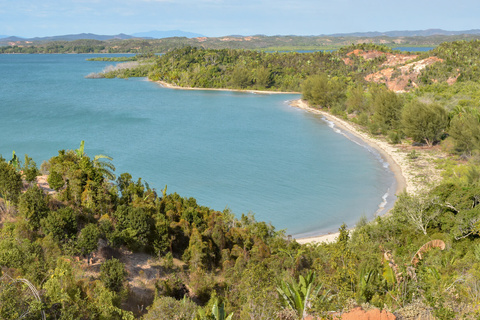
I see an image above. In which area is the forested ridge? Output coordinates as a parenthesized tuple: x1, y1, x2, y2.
(1, 40, 480, 319)
(2, 33, 480, 54)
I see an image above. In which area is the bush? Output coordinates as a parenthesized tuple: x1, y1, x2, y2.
(387, 131, 402, 144)
(143, 296, 197, 320)
(77, 224, 100, 256)
(41, 207, 77, 242)
(100, 258, 127, 293)
(401, 100, 448, 146)
(440, 136, 456, 154)
(22, 155, 39, 183)
(47, 170, 64, 191)
(18, 185, 49, 230)
(155, 274, 188, 299)
(0, 160, 22, 205)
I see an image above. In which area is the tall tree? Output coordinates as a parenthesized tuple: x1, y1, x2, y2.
(371, 87, 404, 133)
(449, 109, 480, 155)
(0, 160, 22, 208)
(401, 100, 448, 146)
(18, 185, 49, 230)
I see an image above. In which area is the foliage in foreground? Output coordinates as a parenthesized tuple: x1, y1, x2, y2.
(0, 140, 479, 319)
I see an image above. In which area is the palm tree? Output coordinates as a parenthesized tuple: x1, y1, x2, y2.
(76, 141, 116, 180)
(93, 154, 116, 181)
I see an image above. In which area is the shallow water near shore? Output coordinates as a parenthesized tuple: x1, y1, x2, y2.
(0, 54, 395, 236)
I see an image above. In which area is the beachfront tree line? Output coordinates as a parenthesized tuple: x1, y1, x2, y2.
(303, 72, 480, 155)
(101, 44, 392, 92)
(147, 46, 353, 92)
(90, 41, 480, 156)
(301, 41, 480, 157)
(1, 139, 480, 318)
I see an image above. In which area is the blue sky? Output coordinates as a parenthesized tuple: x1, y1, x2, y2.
(0, 0, 479, 37)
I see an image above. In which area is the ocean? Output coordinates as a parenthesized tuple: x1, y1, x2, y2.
(0, 54, 395, 237)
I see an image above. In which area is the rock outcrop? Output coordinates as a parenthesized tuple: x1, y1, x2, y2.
(364, 57, 443, 92)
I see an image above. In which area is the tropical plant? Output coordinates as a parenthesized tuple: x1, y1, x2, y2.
(8, 151, 20, 170)
(143, 296, 197, 320)
(196, 298, 233, 320)
(75, 140, 116, 180)
(75, 140, 85, 158)
(0, 273, 46, 320)
(93, 154, 116, 181)
(0, 159, 22, 208)
(276, 271, 327, 319)
(22, 154, 39, 183)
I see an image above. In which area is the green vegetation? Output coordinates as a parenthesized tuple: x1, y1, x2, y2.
(1, 40, 480, 318)
(86, 53, 156, 62)
(419, 40, 480, 84)
(85, 54, 157, 79)
(2, 33, 480, 54)
(401, 101, 448, 147)
(295, 41, 480, 158)
(0, 135, 480, 318)
(148, 46, 351, 92)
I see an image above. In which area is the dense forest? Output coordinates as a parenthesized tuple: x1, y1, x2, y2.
(1, 40, 480, 319)
(102, 44, 391, 91)
(1, 141, 480, 319)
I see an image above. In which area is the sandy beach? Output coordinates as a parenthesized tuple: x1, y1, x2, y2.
(290, 99, 419, 245)
(153, 80, 432, 245)
(156, 80, 301, 95)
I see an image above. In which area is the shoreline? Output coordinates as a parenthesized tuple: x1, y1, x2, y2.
(152, 80, 419, 245)
(155, 80, 301, 95)
(291, 99, 415, 245)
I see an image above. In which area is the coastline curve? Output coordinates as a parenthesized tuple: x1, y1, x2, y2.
(152, 79, 413, 244)
(290, 99, 411, 244)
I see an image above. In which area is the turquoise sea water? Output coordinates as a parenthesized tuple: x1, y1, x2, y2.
(0, 54, 395, 237)
(394, 47, 435, 52)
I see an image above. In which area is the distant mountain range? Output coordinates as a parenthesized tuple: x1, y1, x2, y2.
(1, 29, 480, 42)
(328, 29, 480, 37)
(131, 30, 204, 38)
(0, 30, 205, 42)
(0, 33, 134, 42)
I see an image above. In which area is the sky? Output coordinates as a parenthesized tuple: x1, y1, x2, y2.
(0, 0, 479, 38)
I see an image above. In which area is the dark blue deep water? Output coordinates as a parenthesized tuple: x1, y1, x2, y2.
(0, 54, 395, 236)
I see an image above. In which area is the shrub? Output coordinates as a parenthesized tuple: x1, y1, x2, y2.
(100, 258, 127, 293)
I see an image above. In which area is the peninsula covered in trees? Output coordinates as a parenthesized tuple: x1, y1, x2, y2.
(1, 40, 480, 319)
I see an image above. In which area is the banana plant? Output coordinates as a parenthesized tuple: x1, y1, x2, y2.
(276, 271, 328, 319)
(196, 298, 233, 320)
(8, 150, 20, 170)
(75, 140, 85, 158)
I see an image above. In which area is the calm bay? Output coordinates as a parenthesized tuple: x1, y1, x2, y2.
(0, 54, 395, 237)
